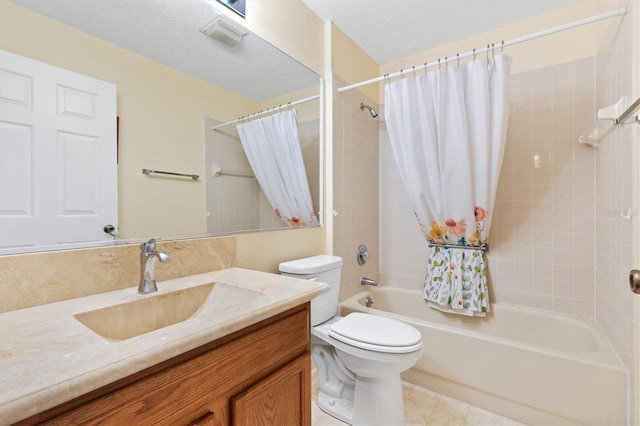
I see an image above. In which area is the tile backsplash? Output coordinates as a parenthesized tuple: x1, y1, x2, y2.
(0, 236, 235, 313)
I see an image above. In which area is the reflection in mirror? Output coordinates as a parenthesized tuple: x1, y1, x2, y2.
(0, 0, 323, 255)
(206, 119, 321, 233)
(206, 104, 320, 234)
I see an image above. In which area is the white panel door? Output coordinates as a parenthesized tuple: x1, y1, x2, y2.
(0, 50, 117, 250)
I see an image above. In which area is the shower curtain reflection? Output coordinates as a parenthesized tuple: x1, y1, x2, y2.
(236, 110, 318, 227)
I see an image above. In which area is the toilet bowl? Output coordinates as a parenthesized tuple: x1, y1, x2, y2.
(279, 255, 423, 426)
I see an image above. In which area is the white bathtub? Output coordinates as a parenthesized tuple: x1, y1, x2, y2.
(339, 287, 627, 425)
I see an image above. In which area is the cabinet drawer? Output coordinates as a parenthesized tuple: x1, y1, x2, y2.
(38, 306, 309, 425)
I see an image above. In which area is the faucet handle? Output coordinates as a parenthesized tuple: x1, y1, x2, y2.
(141, 237, 159, 252)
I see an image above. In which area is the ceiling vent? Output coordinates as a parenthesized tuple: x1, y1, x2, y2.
(200, 13, 248, 47)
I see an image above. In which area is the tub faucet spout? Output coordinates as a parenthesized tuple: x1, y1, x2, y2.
(360, 276, 378, 286)
(138, 238, 170, 294)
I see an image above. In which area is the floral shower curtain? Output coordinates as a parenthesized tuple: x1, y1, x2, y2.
(384, 54, 511, 316)
(236, 109, 318, 227)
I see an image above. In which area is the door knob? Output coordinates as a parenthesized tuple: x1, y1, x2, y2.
(630, 269, 640, 294)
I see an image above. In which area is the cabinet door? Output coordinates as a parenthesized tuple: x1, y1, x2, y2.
(232, 353, 311, 426)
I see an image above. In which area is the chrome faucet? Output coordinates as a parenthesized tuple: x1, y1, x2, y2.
(138, 238, 170, 294)
(360, 276, 378, 286)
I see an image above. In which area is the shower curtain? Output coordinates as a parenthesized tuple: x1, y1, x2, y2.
(384, 54, 511, 316)
(236, 109, 318, 227)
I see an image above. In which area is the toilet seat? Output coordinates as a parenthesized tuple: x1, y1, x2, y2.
(329, 313, 422, 354)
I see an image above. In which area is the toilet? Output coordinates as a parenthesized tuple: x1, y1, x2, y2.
(279, 255, 423, 426)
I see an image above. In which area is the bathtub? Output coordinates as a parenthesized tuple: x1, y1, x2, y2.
(339, 287, 627, 425)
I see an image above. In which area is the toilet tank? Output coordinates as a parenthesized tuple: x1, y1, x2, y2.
(279, 255, 343, 326)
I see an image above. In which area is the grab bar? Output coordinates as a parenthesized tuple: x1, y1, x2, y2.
(614, 96, 640, 125)
(211, 163, 254, 179)
(142, 169, 199, 181)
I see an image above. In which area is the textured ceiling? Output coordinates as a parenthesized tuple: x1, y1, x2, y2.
(303, 0, 581, 64)
(9, 0, 581, 101)
(7, 0, 319, 102)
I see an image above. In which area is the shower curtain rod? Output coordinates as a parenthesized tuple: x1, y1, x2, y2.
(211, 94, 320, 131)
(338, 7, 627, 93)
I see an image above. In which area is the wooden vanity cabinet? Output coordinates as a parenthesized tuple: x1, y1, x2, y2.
(18, 304, 312, 426)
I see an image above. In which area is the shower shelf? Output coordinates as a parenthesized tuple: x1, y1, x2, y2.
(579, 96, 640, 148)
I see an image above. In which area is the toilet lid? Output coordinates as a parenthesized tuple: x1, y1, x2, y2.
(329, 313, 423, 354)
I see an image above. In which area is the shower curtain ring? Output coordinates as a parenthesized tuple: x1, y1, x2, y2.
(445, 57, 448, 69)
(486, 44, 490, 60)
(438, 58, 441, 70)
(412, 65, 416, 77)
(492, 43, 495, 59)
(473, 48, 476, 62)
(400, 69, 404, 79)
(501, 40, 504, 53)
(424, 62, 428, 75)
(456, 53, 460, 67)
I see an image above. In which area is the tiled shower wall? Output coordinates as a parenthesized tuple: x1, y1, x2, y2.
(333, 76, 380, 301)
(379, 58, 599, 319)
(594, 2, 636, 418)
(490, 58, 597, 317)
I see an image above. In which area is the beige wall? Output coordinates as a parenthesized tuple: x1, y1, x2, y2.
(331, 24, 380, 104)
(235, 227, 326, 274)
(244, 0, 325, 77)
(0, 0, 328, 274)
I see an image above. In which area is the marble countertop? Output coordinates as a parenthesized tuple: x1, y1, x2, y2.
(0, 267, 329, 425)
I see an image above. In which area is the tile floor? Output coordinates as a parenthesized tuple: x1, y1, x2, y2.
(312, 368, 526, 426)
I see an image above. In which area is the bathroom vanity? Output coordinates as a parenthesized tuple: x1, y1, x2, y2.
(0, 268, 327, 425)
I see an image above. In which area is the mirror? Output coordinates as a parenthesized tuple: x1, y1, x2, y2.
(0, 0, 322, 254)
(205, 117, 320, 234)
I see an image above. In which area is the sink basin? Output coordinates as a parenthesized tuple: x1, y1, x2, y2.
(74, 282, 260, 341)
